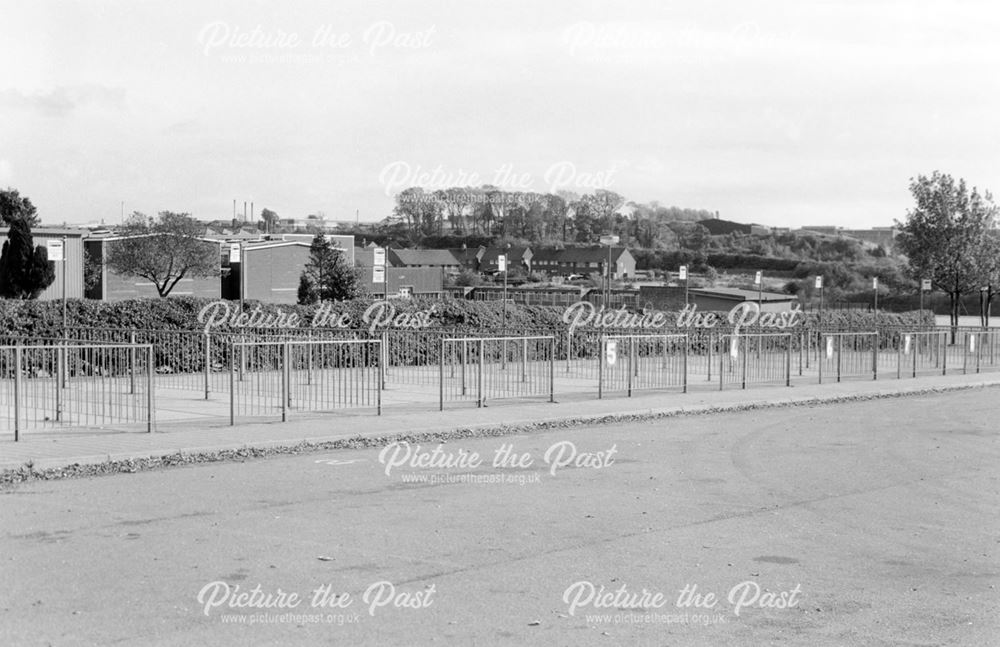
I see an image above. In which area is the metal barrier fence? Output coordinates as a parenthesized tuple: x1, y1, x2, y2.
(716, 334, 793, 390)
(229, 339, 382, 424)
(598, 334, 688, 398)
(439, 336, 555, 409)
(962, 329, 1000, 374)
(1, 343, 154, 438)
(818, 333, 879, 383)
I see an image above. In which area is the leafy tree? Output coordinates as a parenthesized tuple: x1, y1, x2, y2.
(973, 230, 1000, 326)
(259, 208, 280, 234)
(297, 234, 364, 304)
(106, 211, 220, 297)
(0, 188, 40, 227)
(896, 172, 996, 335)
(0, 216, 55, 298)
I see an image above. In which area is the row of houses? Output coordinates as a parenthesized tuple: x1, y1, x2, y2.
(356, 245, 637, 280)
(6, 229, 446, 304)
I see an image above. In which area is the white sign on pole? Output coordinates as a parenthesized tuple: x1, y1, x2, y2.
(970, 334, 976, 352)
(373, 247, 386, 267)
(678, 265, 688, 280)
(904, 335, 911, 355)
(599, 235, 620, 246)
(826, 337, 834, 359)
(46, 239, 64, 262)
(730, 337, 739, 359)
(873, 277, 879, 290)
(605, 340, 617, 366)
(921, 278, 932, 291)
(497, 255, 507, 272)
(815, 276, 823, 289)
(754, 271, 762, 285)
(228, 243, 240, 263)
(372, 266, 385, 284)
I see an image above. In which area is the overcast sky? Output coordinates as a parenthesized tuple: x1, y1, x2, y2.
(1, 0, 997, 229)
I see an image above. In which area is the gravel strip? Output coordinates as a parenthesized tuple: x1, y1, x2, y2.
(2, 382, 996, 487)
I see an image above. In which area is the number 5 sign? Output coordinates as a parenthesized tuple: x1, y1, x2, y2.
(604, 340, 617, 366)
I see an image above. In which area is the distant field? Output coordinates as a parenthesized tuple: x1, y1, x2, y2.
(934, 315, 1000, 328)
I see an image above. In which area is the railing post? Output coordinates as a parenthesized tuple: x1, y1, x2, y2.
(461, 339, 467, 396)
(707, 332, 713, 382)
(204, 332, 211, 399)
(565, 330, 572, 374)
(718, 336, 724, 391)
(281, 341, 290, 422)
(439, 338, 445, 412)
(477, 339, 484, 408)
(13, 345, 22, 441)
(54, 345, 63, 423)
(818, 335, 824, 384)
(147, 345, 155, 433)
(897, 334, 903, 380)
(837, 335, 842, 383)
(785, 334, 791, 386)
(129, 330, 137, 395)
(598, 335, 604, 400)
(741, 336, 747, 389)
(798, 331, 804, 376)
(963, 332, 969, 375)
(627, 338, 634, 398)
(229, 344, 236, 426)
(942, 333, 947, 375)
(549, 337, 555, 403)
(682, 335, 688, 394)
(375, 340, 382, 416)
(976, 333, 982, 374)
(521, 338, 527, 383)
(872, 333, 878, 381)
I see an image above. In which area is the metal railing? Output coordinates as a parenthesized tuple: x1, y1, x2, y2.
(597, 334, 688, 398)
(229, 338, 382, 424)
(716, 333, 793, 390)
(1, 343, 154, 439)
(439, 335, 555, 409)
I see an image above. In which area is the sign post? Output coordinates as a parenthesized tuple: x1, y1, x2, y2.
(229, 243, 244, 313)
(815, 275, 824, 325)
(47, 238, 67, 333)
(679, 265, 689, 306)
(920, 278, 931, 314)
(498, 253, 508, 333)
(374, 247, 387, 300)
(599, 235, 620, 307)
(754, 270, 763, 309)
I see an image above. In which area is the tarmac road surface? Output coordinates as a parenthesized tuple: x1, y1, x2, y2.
(2, 390, 998, 646)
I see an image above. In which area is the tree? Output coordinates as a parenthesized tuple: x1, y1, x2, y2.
(973, 229, 1000, 327)
(297, 234, 364, 304)
(106, 211, 220, 297)
(259, 208, 280, 234)
(0, 216, 55, 298)
(896, 172, 997, 336)
(0, 188, 40, 227)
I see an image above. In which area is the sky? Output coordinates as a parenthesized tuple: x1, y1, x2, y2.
(1, 0, 998, 229)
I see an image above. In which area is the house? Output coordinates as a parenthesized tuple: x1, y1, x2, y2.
(541, 247, 635, 280)
(0, 227, 88, 300)
(85, 234, 222, 300)
(479, 246, 533, 274)
(359, 267, 443, 298)
(388, 249, 462, 271)
(449, 247, 485, 272)
(225, 240, 312, 304)
(687, 287, 798, 313)
(276, 234, 355, 266)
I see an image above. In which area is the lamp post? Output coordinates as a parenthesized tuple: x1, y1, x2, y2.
(679, 265, 689, 307)
(873, 276, 879, 327)
(815, 275, 824, 326)
(599, 235, 620, 308)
